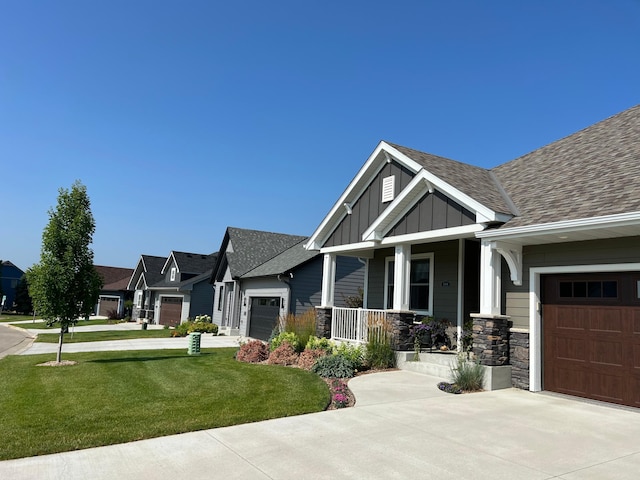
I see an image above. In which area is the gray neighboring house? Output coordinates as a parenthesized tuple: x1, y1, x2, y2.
(94, 265, 134, 317)
(306, 105, 640, 409)
(211, 227, 364, 340)
(128, 251, 217, 326)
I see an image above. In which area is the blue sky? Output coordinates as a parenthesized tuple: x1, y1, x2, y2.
(2, 0, 639, 272)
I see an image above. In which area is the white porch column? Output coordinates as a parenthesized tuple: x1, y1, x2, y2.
(321, 253, 336, 307)
(479, 240, 501, 315)
(393, 244, 411, 311)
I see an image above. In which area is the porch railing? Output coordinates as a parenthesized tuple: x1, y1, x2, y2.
(331, 307, 387, 344)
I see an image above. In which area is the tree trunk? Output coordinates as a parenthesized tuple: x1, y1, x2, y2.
(57, 327, 65, 363)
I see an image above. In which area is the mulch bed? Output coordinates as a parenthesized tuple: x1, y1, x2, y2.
(36, 360, 78, 367)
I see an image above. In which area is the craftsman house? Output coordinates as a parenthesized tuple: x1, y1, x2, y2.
(306, 105, 640, 408)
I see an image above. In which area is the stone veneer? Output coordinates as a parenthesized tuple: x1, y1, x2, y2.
(386, 311, 415, 351)
(510, 329, 530, 390)
(471, 314, 510, 366)
(315, 307, 333, 339)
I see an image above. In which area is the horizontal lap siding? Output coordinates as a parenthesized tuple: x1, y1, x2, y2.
(503, 236, 640, 329)
(335, 256, 365, 307)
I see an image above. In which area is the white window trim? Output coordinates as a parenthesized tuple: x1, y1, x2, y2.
(170, 267, 176, 282)
(384, 252, 434, 315)
(136, 291, 142, 308)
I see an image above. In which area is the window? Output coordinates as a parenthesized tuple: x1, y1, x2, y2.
(559, 280, 617, 299)
(136, 291, 142, 308)
(217, 286, 224, 311)
(170, 267, 176, 282)
(385, 253, 434, 313)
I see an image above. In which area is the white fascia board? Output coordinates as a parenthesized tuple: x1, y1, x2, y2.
(379, 224, 484, 246)
(476, 211, 640, 242)
(319, 241, 378, 255)
(126, 258, 145, 290)
(362, 174, 431, 241)
(305, 141, 422, 251)
(135, 274, 148, 290)
(160, 252, 177, 275)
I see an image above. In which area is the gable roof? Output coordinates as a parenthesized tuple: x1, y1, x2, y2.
(126, 254, 167, 290)
(491, 104, 640, 229)
(241, 239, 318, 278)
(212, 227, 308, 281)
(95, 265, 134, 291)
(161, 251, 218, 275)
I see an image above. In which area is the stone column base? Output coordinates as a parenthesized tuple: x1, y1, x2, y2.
(471, 314, 510, 366)
(510, 328, 530, 390)
(315, 307, 332, 339)
(386, 311, 415, 351)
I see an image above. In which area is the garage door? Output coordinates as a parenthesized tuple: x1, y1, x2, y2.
(249, 297, 281, 341)
(543, 272, 640, 408)
(98, 297, 119, 317)
(159, 297, 183, 327)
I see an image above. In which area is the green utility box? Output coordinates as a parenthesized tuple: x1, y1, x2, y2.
(187, 332, 201, 355)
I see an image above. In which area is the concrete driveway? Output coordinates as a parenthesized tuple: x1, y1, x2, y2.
(0, 323, 34, 359)
(0, 370, 638, 479)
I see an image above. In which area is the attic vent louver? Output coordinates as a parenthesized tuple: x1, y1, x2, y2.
(382, 175, 395, 203)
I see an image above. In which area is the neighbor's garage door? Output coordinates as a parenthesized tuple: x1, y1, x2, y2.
(543, 272, 640, 408)
(249, 297, 281, 341)
(98, 297, 119, 317)
(159, 297, 183, 327)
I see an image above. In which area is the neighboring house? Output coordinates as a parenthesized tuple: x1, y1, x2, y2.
(0, 260, 25, 311)
(94, 265, 134, 317)
(128, 252, 218, 326)
(211, 227, 364, 340)
(306, 105, 640, 409)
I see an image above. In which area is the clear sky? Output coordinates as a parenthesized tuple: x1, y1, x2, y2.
(2, 0, 639, 272)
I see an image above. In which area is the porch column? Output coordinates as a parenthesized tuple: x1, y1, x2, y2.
(479, 240, 501, 315)
(321, 253, 336, 307)
(393, 244, 411, 311)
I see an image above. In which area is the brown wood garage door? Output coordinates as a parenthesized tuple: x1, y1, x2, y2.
(98, 297, 119, 317)
(159, 297, 183, 327)
(543, 272, 640, 408)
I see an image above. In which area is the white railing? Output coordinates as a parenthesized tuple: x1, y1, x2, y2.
(331, 307, 387, 344)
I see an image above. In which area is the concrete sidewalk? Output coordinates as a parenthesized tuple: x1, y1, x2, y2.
(20, 334, 241, 355)
(1, 370, 639, 479)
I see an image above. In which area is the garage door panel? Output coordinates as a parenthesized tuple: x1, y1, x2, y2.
(555, 367, 587, 395)
(249, 297, 280, 341)
(590, 309, 624, 332)
(555, 307, 587, 330)
(591, 372, 625, 403)
(590, 340, 623, 366)
(159, 297, 182, 327)
(633, 311, 640, 332)
(555, 337, 586, 362)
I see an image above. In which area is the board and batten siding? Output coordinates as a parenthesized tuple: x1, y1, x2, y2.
(503, 236, 640, 329)
(366, 240, 460, 322)
(388, 190, 475, 237)
(324, 161, 415, 247)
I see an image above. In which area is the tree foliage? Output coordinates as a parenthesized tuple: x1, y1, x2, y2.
(27, 181, 102, 362)
(14, 275, 33, 314)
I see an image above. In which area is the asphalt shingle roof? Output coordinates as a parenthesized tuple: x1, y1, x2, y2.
(95, 265, 134, 291)
(491, 104, 640, 228)
(241, 239, 318, 278)
(222, 227, 308, 279)
(171, 252, 218, 274)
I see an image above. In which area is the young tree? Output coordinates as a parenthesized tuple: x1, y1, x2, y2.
(27, 181, 103, 363)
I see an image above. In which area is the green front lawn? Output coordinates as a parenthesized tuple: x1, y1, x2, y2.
(34, 329, 173, 343)
(0, 314, 36, 322)
(0, 348, 330, 460)
(10, 318, 115, 329)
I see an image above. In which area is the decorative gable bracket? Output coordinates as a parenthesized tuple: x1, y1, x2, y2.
(492, 241, 523, 286)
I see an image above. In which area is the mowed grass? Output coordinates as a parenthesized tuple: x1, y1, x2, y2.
(34, 329, 173, 343)
(0, 348, 330, 460)
(0, 314, 36, 322)
(11, 318, 115, 329)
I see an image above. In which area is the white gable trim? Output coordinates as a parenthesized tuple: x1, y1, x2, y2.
(161, 252, 179, 274)
(379, 224, 484, 246)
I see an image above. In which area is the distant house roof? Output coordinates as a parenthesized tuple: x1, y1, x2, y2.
(491, 104, 640, 229)
(162, 251, 218, 275)
(95, 265, 134, 291)
(213, 227, 308, 281)
(241, 239, 318, 278)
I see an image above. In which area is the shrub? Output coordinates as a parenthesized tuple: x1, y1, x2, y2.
(171, 321, 218, 337)
(306, 336, 334, 354)
(365, 319, 396, 369)
(415, 316, 451, 350)
(236, 340, 269, 363)
(298, 349, 328, 370)
(270, 331, 301, 352)
(450, 353, 485, 391)
(311, 354, 355, 378)
(333, 342, 364, 370)
(193, 314, 212, 323)
(280, 309, 316, 350)
(330, 379, 351, 408)
(106, 309, 122, 321)
(267, 342, 300, 366)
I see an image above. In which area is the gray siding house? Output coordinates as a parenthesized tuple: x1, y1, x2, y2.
(211, 227, 364, 340)
(306, 105, 640, 409)
(128, 251, 217, 326)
